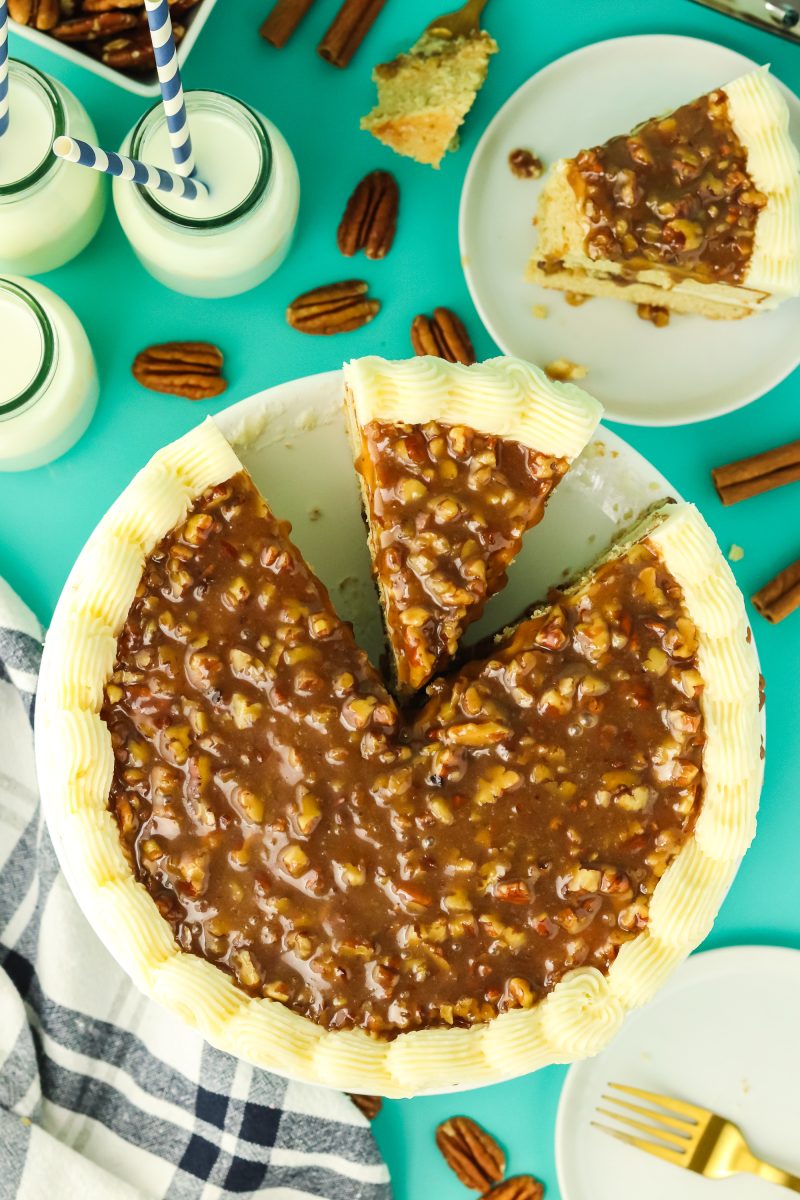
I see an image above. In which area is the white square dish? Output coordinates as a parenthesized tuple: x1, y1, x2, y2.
(10, 0, 218, 97)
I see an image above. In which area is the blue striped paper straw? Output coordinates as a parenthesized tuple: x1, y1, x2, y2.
(0, 2, 9, 139)
(144, 0, 194, 177)
(53, 135, 208, 201)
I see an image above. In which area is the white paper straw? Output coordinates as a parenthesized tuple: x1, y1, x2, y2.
(144, 0, 195, 177)
(53, 135, 208, 200)
(0, 2, 9, 139)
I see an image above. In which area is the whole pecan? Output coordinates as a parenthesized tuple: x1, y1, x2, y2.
(410, 307, 476, 365)
(286, 280, 380, 335)
(481, 1176, 544, 1200)
(132, 342, 227, 401)
(52, 11, 139, 41)
(435, 1116, 505, 1190)
(9, 0, 60, 30)
(98, 23, 185, 70)
(348, 1093, 382, 1120)
(337, 170, 399, 260)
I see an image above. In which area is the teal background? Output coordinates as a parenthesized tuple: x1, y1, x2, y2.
(2, 1, 799, 1196)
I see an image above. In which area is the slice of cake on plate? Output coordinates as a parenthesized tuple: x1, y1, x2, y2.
(343, 356, 602, 697)
(529, 68, 800, 318)
(361, 30, 497, 168)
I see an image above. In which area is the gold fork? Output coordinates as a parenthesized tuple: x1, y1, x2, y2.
(426, 0, 490, 39)
(594, 1082, 800, 1192)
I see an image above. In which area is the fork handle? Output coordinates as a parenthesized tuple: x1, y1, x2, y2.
(751, 1158, 800, 1193)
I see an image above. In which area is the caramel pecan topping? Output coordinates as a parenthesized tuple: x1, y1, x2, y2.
(132, 342, 227, 401)
(410, 307, 476, 365)
(436, 1117, 505, 1190)
(337, 170, 399, 260)
(287, 280, 380, 334)
(509, 148, 543, 179)
(567, 89, 765, 284)
(103, 470, 705, 1037)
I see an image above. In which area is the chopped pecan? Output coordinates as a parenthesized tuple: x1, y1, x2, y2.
(410, 307, 476, 365)
(348, 1093, 383, 1120)
(435, 1116, 505, 1190)
(509, 148, 543, 179)
(286, 280, 380, 335)
(481, 1177, 544, 1200)
(9, 0, 59, 29)
(636, 302, 670, 328)
(132, 342, 227, 401)
(337, 170, 399, 260)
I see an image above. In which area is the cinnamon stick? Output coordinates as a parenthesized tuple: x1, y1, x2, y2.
(752, 558, 800, 624)
(260, 0, 316, 48)
(711, 438, 800, 506)
(317, 0, 386, 68)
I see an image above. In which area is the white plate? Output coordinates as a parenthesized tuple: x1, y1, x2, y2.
(459, 34, 800, 426)
(556, 946, 800, 1200)
(11, 0, 217, 97)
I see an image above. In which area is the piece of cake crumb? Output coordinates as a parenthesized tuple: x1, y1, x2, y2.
(545, 357, 588, 383)
(532, 304, 548, 320)
(728, 544, 745, 562)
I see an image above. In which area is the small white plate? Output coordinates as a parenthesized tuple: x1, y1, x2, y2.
(459, 34, 800, 426)
(556, 946, 800, 1200)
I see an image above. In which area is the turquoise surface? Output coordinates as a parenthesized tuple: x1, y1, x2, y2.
(3, 1, 799, 1196)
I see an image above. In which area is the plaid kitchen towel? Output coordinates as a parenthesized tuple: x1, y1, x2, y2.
(0, 577, 391, 1200)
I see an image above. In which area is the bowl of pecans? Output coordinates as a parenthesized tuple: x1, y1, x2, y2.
(9, 0, 218, 97)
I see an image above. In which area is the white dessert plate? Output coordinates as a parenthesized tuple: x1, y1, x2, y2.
(459, 34, 800, 426)
(556, 946, 800, 1200)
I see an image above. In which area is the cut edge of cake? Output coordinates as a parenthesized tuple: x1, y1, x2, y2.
(528, 67, 800, 319)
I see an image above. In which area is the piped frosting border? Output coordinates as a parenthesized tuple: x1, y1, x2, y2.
(343, 356, 603, 461)
(37, 417, 762, 1098)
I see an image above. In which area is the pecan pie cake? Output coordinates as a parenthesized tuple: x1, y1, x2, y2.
(343, 357, 602, 696)
(529, 69, 800, 319)
(38, 361, 762, 1097)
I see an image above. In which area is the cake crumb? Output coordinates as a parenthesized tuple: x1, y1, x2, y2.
(545, 357, 588, 383)
(637, 302, 670, 328)
(728, 544, 745, 562)
(509, 148, 544, 179)
(565, 291, 591, 307)
(308, 506, 323, 523)
(532, 304, 548, 320)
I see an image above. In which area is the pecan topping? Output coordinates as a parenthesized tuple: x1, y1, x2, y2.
(132, 342, 227, 401)
(436, 1117, 505, 1190)
(348, 1093, 382, 1120)
(9, 0, 59, 30)
(337, 170, 399, 259)
(481, 1177, 544, 1200)
(636, 302, 670, 328)
(286, 280, 380, 335)
(410, 307, 476, 365)
(509, 148, 543, 179)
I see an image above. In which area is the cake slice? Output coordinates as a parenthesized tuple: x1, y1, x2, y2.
(528, 68, 800, 319)
(343, 355, 602, 697)
(361, 30, 497, 168)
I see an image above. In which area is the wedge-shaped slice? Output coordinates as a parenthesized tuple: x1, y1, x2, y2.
(344, 355, 602, 696)
(529, 68, 800, 319)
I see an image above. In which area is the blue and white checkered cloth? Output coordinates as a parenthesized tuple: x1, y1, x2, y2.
(0, 578, 391, 1200)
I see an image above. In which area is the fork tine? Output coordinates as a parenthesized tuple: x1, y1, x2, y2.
(600, 1093, 696, 1133)
(608, 1082, 706, 1123)
(595, 1106, 690, 1150)
(591, 1121, 686, 1166)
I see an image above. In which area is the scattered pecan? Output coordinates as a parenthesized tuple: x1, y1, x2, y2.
(435, 1116, 505, 1191)
(286, 280, 380, 335)
(132, 342, 227, 400)
(410, 307, 475, 365)
(348, 1093, 382, 1120)
(509, 148, 543, 179)
(52, 11, 139, 41)
(9, 0, 60, 30)
(544, 358, 588, 383)
(481, 1177, 544, 1200)
(337, 170, 399, 260)
(636, 302, 670, 328)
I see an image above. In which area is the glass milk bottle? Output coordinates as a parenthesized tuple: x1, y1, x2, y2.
(113, 90, 300, 298)
(0, 277, 99, 472)
(0, 61, 106, 275)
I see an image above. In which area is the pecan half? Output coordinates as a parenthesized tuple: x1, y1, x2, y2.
(410, 307, 476, 365)
(132, 342, 227, 401)
(337, 170, 399, 260)
(481, 1177, 544, 1200)
(435, 1117, 505, 1190)
(348, 1093, 382, 1120)
(99, 23, 185, 70)
(286, 280, 380, 335)
(9, 0, 59, 30)
(52, 11, 139, 40)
